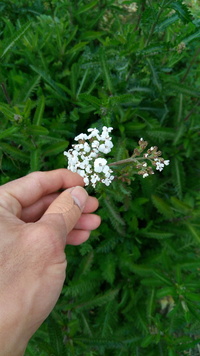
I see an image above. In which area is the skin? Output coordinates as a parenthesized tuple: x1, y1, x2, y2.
(0, 169, 101, 356)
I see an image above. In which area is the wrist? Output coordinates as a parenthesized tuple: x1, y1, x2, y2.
(0, 301, 28, 356)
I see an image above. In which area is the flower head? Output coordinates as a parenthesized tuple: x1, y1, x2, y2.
(64, 127, 114, 188)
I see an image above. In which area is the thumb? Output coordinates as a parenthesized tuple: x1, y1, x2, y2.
(41, 186, 88, 235)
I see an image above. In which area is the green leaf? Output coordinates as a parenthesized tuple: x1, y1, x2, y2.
(33, 96, 45, 126)
(182, 29, 200, 44)
(0, 142, 28, 161)
(30, 148, 41, 172)
(43, 141, 69, 156)
(186, 223, 200, 244)
(100, 50, 113, 93)
(103, 197, 125, 227)
(0, 125, 19, 139)
(78, 94, 102, 108)
(74, 336, 123, 349)
(172, 158, 184, 199)
(26, 125, 49, 136)
(67, 42, 88, 54)
(30, 66, 66, 100)
(155, 14, 179, 32)
(0, 21, 32, 58)
(170, 196, 191, 214)
(147, 128, 175, 141)
(169, 1, 192, 24)
(170, 83, 200, 98)
(146, 58, 162, 92)
(47, 315, 66, 356)
(141, 231, 174, 239)
(22, 75, 41, 102)
(151, 195, 174, 219)
(152, 271, 172, 286)
(0, 102, 16, 121)
(76, 0, 98, 15)
(74, 289, 119, 311)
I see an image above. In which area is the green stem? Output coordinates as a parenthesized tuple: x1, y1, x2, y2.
(109, 157, 144, 166)
(144, 1, 165, 47)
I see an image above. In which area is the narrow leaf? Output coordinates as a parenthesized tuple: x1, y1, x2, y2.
(33, 96, 45, 126)
(43, 141, 69, 156)
(170, 1, 192, 24)
(151, 195, 174, 219)
(0, 21, 32, 58)
(76, 0, 98, 14)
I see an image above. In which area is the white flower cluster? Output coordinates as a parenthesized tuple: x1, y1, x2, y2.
(64, 127, 114, 188)
(154, 158, 170, 172)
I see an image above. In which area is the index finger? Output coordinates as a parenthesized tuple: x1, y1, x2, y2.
(0, 169, 84, 216)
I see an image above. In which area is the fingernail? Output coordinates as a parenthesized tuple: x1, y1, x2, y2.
(69, 186, 88, 211)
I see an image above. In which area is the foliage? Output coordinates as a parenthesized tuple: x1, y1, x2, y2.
(1, 0, 200, 354)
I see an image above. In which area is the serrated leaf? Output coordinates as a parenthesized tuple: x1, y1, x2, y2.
(43, 141, 69, 156)
(30, 66, 66, 100)
(151, 195, 174, 219)
(182, 29, 200, 44)
(33, 95, 45, 126)
(172, 158, 184, 199)
(0, 102, 16, 120)
(22, 75, 41, 102)
(30, 148, 41, 172)
(74, 336, 123, 349)
(0, 126, 19, 139)
(78, 93, 101, 108)
(155, 14, 179, 32)
(27, 125, 49, 136)
(0, 142, 28, 161)
(67, 42, 88, 54)
(74, 289, 119, 311)
(141, 231, 174, 239)
(80, 31, 104, 40)
(76, 0, 98, 14)
(170, 196, 191, 214)
(170, 1, 192, 24)
(186, 223, 200, 244)
(47, 315, 66, 356)
(100, 50, 113, 93)
(0, 21, 32, 58)
(147, 58, 162, 92)
(147, 128, 175, 141)
(170, 83, 200, 97)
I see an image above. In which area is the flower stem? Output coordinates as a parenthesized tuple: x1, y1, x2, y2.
(109, 157, 143, 166)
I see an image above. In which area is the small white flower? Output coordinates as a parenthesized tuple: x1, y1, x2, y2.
(94, 157, 107, 173)
(155, 160, 164, 171)
(100, 126, 113, 140)
(98, 141, 113, 154)
(87, 128, 100, 139)
(143, 173, 149, 178)
(92, 140, 99, 148)
(77, 169, 86, 177)
(64, 126, 114, 187)
(164, 160, 170, 166)
(83, 176, 89, 185)
(74, 133, 88, 141)
(83, 142, 91, 153)
(85, 164, 92, 174)
(102, 175, 114, 186)
(91, 173, 100, 188)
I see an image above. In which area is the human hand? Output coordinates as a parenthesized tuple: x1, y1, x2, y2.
(0, 169, 101, 356)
